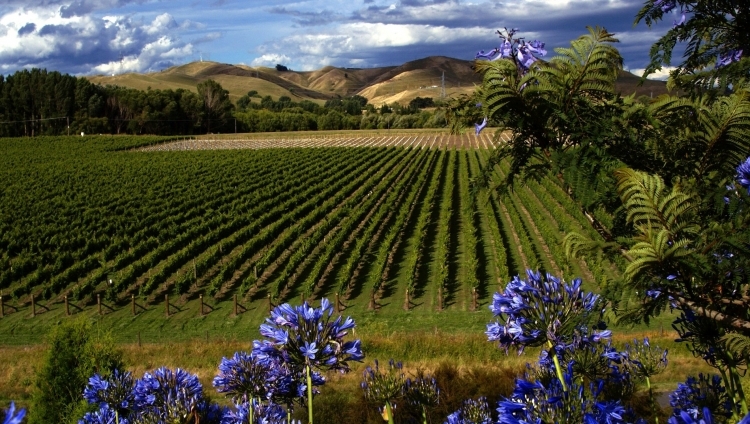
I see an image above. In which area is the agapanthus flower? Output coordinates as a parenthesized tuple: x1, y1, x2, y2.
(361, 359, 405, 406)
(584, 401, 627, 424)
(669, 374, 733, 421)
(258, 299, 363, 373)
(222, 399, 286, 424)
(79, 404, 128, 424)
(2, 402, 26, 424)
(133, 367, 204, 423)
(405, 375, 440, 408)
(667, 407, 714, 424)
(486, 270, 604, 354)
(736, 156, 750, 194)
(83, 370, 135, 414)
(214, 351, 280, 402)
(446, 397, 493, 424)
(622, 338, 668, 380)
(498, 362, 587, 424)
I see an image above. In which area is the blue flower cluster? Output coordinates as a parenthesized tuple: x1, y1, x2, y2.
(74, 298, 362, 424)
(255, 298, 364, 372)
(446, 397, 493, 424)
(486, 270, 605, 354)
(80, 366, 223, 424)
(669, 374, 733, 422)
(446, 270, 677, 424)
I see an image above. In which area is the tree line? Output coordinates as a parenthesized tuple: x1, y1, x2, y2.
(0, 68, 446, 137)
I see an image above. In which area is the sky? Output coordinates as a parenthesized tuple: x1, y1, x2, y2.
(0, 0, 679, 78)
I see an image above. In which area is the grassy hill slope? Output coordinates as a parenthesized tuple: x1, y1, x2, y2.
(87, 57, 672, 106)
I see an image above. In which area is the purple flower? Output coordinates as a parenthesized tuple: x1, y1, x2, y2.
(2, 402, 26, 424)
(133, 367, 204, 423)
(667, 407, 714, 424)
(674, 11, 686, 27)
(517, 45, 538, 70)
(527, 40, 547, 57)
(222, 399, 286, 424)
(736, 156, 750, 194)
(257, 299, 363, 373)
(214, 351, 276, 402)
(670, 374, 732, 422)
(301, 341, 318, 360)
(487, 270, 603, 353)
(446, 397, 493, 424)
(476, 48, 499, 60)
(361, 359, 405, 406)
(716, 49, 743, 68)
(82, 370, 135, 413)
(475, 117, 488, 135)
(623, 338, 668, 379)
(655, 0, 677, 13)
(79, 404, 127, 424)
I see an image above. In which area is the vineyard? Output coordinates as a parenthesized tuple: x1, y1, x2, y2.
(0, 132, 620, 340)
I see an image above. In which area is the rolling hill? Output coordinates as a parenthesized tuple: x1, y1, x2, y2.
(86, 56, 671, 106)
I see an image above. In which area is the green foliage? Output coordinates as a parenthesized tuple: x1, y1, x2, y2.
(634, 0, 750, 91)
(28, 317, 124, 424)
(477, 26, 624, 187)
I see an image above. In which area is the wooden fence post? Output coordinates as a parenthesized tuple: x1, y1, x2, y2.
(31, 294, 36, 317)
(199, 295, 204, 316)
(335, 293, 340, 313)
(403, 289, 410, 310)
(471, 287, 477, 311)
(0, 295, 4, 318)
(65, 296, 70, 316)
(131, 295, 136, 316)
(97, 294, 102, 315)
(267, 294, 273, 313)
(233, 294, 238, 316)
(165, 294, 169, 317)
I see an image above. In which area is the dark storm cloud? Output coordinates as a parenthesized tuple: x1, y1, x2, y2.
(268, 7, 342, 26)
(17, 23, 36, 35)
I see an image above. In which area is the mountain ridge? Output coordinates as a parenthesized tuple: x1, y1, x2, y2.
(86, 56, 670, 106)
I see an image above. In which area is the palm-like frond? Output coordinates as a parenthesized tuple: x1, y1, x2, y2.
(614, 168, 698, 236)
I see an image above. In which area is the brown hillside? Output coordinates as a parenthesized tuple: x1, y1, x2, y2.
(87, 58, 671, 107)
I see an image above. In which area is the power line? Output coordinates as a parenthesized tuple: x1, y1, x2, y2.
(0, 116, 68, 124)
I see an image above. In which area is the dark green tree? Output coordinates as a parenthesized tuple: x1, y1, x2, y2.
(197, 79, 233, 133)
(28, 318, 124, 424)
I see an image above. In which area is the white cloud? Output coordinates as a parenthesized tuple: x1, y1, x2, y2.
(630, 66, 676, 81)
(0, 4, 197, 74)
(251, 53, 292, 67)
(255, 22, 489, 69)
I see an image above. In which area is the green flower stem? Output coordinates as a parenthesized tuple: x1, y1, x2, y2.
(421, 405, 428, 424)
(306, 364, 314, 424)
(729, 365, 749, 415)
(646, 376, 658, 424)
(548, 341, 568, 392)
(385, 401, 395, 424)
(249, 397, 254, 424)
